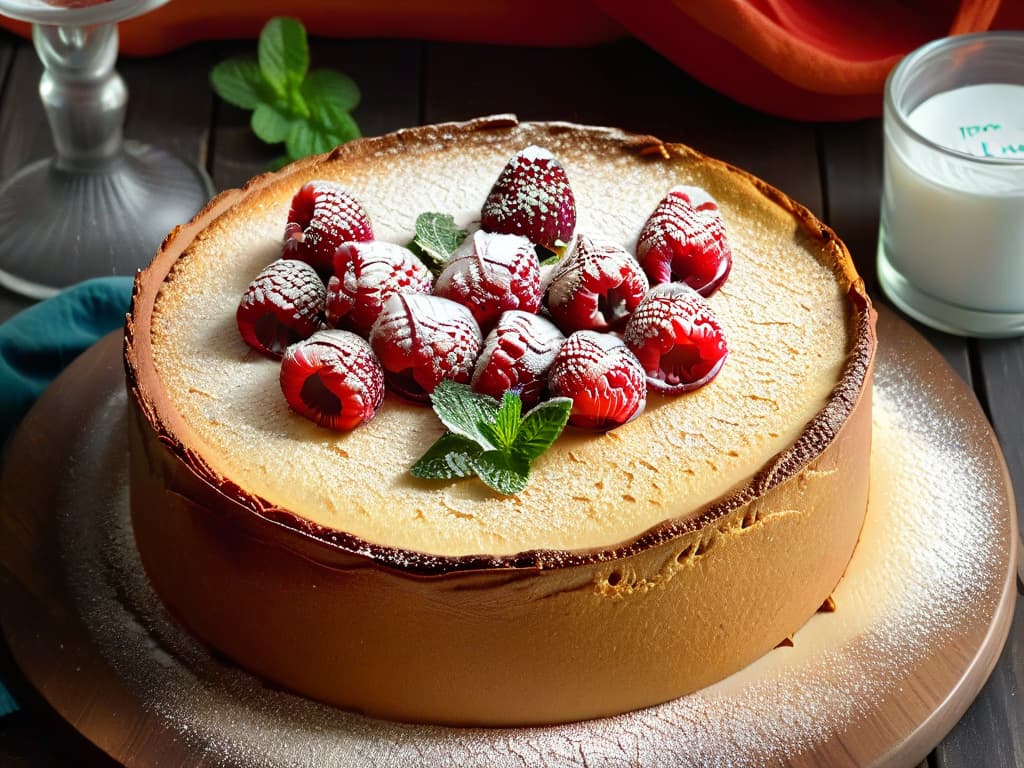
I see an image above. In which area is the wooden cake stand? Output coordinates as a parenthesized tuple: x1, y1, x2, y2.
(0, 306, 1017, 767)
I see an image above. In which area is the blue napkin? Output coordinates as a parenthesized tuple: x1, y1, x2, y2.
(0, 275, 134, 716)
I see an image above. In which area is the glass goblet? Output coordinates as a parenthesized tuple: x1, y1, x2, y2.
(0, 0, 214, 299)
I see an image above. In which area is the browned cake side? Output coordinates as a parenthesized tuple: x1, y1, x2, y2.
(125, 116, 875, 725)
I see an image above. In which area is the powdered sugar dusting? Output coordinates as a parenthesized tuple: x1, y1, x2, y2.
(52, 333, 1012, 766)
(471, 310, 565, 406)
(480, 146, 577, 248)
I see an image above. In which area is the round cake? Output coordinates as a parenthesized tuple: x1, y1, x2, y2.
(125, 115, 876, 726)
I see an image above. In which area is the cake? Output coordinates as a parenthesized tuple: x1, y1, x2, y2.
(124, 115, 876, 726)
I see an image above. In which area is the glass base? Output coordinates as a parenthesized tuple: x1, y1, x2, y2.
(0, 141, 213, 300)
(878, 243, 1024, 339)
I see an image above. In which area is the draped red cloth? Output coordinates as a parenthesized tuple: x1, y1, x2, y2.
(1, 0, 1021, 120)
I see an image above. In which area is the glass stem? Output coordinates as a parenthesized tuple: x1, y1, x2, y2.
(33, 22, 127, 172)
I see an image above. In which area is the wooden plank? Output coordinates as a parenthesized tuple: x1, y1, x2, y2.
(0, 40, 47, 178)
(210, 39, 423, 192)
(423, 39, 822, 217)
(817, 120, 882, 292)
(935, 335, 1024, 768)
(0, 35, 47, 318)
(819, 120, 973, 385)
(934, 604, 1024, 768)
(120, 44, 215, 167)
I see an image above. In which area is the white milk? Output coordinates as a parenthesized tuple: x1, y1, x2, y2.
(880, 83, 1024, 317)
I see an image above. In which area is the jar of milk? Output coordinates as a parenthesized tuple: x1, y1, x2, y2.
(878, 32, 1024, 338)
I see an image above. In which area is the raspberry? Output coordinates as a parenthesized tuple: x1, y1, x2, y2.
(369, 294, 483, 403)
(623, 283, 728, 393)
(480, 145, 576, 250)
(326, 241, 433, 337)
(471, 310, 566, 408)
(434, 230, 541, 332)
(236, 258, 327, 359)
(548, 330, 647, 430)
(636, 186, 732, 297)
(545, 235, 650, 334)
(279, 330, 385, 431)
(283, 181, 373, 274)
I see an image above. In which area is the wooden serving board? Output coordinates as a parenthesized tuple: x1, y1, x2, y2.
(0, 306, 1017, 767)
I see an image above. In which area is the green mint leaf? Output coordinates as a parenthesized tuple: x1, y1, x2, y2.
(284, 104, 361, 162)
(302, 69, 361, 112)
(211, 18, 362, 165)
(410, 213, 469, 275)
(210, 59, 269, 109)
(285, 120, 324, 162)
(512, 397, 572, 462)
(251, 103, 294, 144)
(258, 17, 308, 95)
(479, 391, 522, 453)
(428, 381, 499, 450)
(308, 98, 361, 144)
(411, 433, 483, 480)
(471, 451, 531, 495)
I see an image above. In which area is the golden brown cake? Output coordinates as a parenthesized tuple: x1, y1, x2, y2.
(125, 115, 875, 726)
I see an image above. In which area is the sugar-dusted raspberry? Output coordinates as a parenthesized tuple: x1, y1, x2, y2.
(326, 241, 433, 337)
(623, 283, 728, 393)
(279, 330, 385, 431)
(636, 186, 731, 296)
(548, 330, 647, 430)
(369, 294, 483, 403)
(545, 234, 650, 334)
(480, 145, 576, 251)
(434, 230, 541, 332)
(283, 181, 373, 274)
(471, 310, 566, 408)
(237, 258, 327, 359)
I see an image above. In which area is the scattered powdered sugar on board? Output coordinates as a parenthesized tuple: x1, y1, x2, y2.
(53, 352, 1011, 766)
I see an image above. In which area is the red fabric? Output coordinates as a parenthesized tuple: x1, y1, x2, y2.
(593, 0, 1022, 119)
(1, 1, 1020, 120)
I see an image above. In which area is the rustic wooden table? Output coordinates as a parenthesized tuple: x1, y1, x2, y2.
(0, 30, 1020, 767)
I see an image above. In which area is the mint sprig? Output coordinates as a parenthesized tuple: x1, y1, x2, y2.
(210, 17, 361, 164)
(407, 213, 469, 275)
(411, 382, 572, 495)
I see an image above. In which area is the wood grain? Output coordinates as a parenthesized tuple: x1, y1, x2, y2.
(934, 337, 1024, 768)
(120, 44, 216, 169)
(0, 43, 46, 177)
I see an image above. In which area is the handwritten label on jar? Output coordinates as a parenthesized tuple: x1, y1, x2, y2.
(910, 83, 1024, 160)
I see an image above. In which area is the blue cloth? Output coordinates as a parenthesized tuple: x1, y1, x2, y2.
(0, 276, 133, 716)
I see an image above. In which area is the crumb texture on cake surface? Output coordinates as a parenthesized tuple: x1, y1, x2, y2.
(147, 121, 855, 558)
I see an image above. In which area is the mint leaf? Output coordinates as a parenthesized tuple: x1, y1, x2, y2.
(308, 97, 361, 145)
(251, 102, 293, 144)
(409, 213, 469, 274)
(302, 69, 361, 112)
(472, 451, 531, 495)
(513, 397, 572, 462)
(211, 18, 361, 165)
(210, 59, 269, 109)
(411, 383, 573, 495)
(411, 434, 482, 480)
(479, 391, 521, 453)
(429, 381, 499, 450)
(258, 17, 308, 95)
(286, 120, 346, 160)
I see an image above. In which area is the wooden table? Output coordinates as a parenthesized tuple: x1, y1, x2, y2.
(0, 30, 1020, 767)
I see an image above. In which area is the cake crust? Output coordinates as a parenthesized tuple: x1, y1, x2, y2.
(124, 116, 876, 724)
